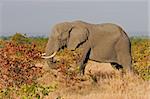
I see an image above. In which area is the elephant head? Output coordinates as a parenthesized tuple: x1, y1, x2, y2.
(42, 21, 89, 59)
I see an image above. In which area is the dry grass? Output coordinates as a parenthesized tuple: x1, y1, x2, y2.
(63, 93, 150, 99)
(38, 61, 150, 99)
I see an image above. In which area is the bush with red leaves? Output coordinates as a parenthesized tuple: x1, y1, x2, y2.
(0, 41, 43, 88)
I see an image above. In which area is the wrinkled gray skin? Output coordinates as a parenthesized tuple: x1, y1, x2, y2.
(45, 20, 132, 74)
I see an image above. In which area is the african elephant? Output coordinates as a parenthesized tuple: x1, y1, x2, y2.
(42, 20, 132, 74)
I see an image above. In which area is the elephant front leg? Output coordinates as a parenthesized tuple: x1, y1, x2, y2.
(78, 48, 91, 75)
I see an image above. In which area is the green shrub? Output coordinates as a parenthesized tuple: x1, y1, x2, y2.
(0, 83, 57, 99)
(11, 33, 31, 44)
(131, 37, 150, 80)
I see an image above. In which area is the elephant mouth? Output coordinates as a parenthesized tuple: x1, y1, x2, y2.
(41, 51, 57, 59)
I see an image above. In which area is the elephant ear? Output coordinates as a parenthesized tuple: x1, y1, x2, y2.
(51, 22, 73, 40)
(67, 27, 89, 50)
(59, 22, 73, 41)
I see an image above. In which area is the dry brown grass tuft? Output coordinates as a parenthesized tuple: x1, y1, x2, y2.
(37, 61, 150, 99)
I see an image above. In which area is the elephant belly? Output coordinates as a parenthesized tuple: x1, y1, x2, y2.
(89, 46, 118, 63)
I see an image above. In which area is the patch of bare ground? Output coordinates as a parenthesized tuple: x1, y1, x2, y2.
(37, 61, 150, 99)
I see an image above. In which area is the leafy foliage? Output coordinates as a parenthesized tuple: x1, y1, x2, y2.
(51, 48, 83, 86)
(0, 35, 43, 88)
(0, 83, 57, 99)
(131, 37, 150, 80)
(11, 33, 31, 44)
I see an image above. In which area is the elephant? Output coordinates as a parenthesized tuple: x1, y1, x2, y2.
(42, 20, 132, 74)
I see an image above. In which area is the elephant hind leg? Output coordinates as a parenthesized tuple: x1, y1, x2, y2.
(115, 36, 132, 73)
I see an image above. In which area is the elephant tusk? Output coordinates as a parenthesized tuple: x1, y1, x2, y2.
(42, 53, 46, 56)
(41, 51, 57, 59)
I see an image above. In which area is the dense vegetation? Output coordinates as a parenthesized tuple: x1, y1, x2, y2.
(0, 33, 149, 98)
(131, 37, 150, 80)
